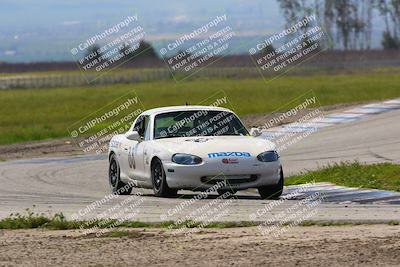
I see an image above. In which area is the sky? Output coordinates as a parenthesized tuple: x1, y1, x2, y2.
(0, 0, 384, 63)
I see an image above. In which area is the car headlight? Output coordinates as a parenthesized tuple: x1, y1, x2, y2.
(172, 153, 203, 165)
(257, 151, 279, 162)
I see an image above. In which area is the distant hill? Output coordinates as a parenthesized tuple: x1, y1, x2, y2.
(0, 0, 386, 63)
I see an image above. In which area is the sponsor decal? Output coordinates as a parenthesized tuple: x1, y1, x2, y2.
(208, 152, 251, 158)
(109, 140, 121, 148)
(222, 158, 239, 164)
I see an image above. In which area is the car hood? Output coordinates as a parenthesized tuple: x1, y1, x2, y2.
(152, 136, 276, 158)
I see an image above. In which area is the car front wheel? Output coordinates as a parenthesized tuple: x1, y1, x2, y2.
(151, 158, 177, 197)
(258, 167, 284, 200)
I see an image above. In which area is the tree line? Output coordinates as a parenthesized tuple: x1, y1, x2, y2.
(277, 0, 400, 50)
(85, 0, 399, 63)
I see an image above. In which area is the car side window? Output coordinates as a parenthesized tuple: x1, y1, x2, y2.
(143, 116, 151, 141)
(132, 115, 150, 140)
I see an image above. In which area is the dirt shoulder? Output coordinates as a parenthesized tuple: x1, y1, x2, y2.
(0, 138, 83, 161)
(241, 102, 360, 128)
(0, 225, 399, 266)
(0, 103, 360, 161)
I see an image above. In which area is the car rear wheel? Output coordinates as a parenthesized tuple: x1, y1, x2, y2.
(109, 154, 132, 195)
(258, 167, 284, 200)
(151, 158, 177, 197)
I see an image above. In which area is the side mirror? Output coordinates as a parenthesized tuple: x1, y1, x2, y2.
(126, 131, 141, 141)
(250, 128, 262, 137)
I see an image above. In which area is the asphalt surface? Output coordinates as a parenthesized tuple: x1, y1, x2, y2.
(281, 105, 400, 173)
(0, 105, 399, 223)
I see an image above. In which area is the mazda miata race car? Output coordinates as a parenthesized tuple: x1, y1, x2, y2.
(108, 105, 283, 199)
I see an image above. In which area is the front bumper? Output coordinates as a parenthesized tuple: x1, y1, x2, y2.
(164, 157, 281, 190)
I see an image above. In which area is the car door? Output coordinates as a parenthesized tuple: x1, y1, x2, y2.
(119, 119, 141, 179)
(127, 115, 150, 181)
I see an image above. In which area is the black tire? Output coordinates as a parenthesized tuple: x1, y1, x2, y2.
(151, 158, 177, 197)
(217, 188, 237, 196)
(258, 167, 284, 200)
(109, 154, 132, 195)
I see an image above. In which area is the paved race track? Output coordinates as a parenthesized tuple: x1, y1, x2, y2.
(0, 108, 399, 223)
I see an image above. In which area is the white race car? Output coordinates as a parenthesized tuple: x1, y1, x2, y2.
(108, 105, 283, 199)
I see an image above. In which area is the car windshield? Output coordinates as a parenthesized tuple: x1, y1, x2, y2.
(154, 110, 249, 139)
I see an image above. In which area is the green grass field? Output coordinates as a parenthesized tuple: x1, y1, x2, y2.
(286, 162, 400, 192)
(1, 72, 400, 145)
(1, 209, 397, 230)
(0, 210, 259, 230)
